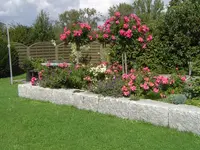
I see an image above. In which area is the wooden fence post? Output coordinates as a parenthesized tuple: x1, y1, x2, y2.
(55, 46, 58, 61)
(27, 47, 30, 58)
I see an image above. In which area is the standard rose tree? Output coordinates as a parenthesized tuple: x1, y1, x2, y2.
(60, 23, 97, 64)
(97, 12, 153, 74)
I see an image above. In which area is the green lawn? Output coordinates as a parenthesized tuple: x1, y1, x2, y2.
(0, 76, 200, 150)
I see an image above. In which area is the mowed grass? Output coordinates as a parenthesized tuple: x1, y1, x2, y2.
(0, 75, 200, 150)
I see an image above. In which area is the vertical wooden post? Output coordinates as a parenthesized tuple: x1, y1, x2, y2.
(27, 47, 30, 58)
(55, 46, 58, 62)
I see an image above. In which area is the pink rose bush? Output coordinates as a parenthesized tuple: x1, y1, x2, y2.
(97, 12, 152, 49)
(60, 23, 95, 45)
(60, 23, 97, 63)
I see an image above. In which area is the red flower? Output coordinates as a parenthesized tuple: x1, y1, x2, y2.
(73, 30, 83, 37)
(123, 24, 129, 29)
(115, 12, 121, 17)
(60, 34, 66, 41)
(123, 91, 130, 96)
(130, 86, 136, 92)
(116, 20, 120, 24)
(149, 82, 154, 87)
(138, 37, 144, 43)
(31, 77, 37, 86)
(142, 44, 147, 49)
(153, 88, 159, 93)
(84, 76, 92, 82)
(124, 29, 133, 38)
(121, 85, 128, 92)
(112, 35, 116, 40)
(103, 34, 109, 39)
(119, 29, 125, 36)
(88, 35, 93, 40)
(124, 16, 130, 23)
(181, 76, 187, 82)
(132, 25, 136, 30)
(144, 77, 149, 82)
(143, 67, 150, 72)
(147, 35, 153, 41)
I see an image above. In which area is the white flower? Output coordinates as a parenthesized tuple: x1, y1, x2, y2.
(51, 39, 56, 46)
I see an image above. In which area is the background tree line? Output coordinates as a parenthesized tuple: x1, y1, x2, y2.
(0, 0, 199, 74)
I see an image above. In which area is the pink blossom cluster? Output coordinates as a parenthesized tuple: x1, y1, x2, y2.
(31, 77, 37, 86)
(73, 30, 83, 37)
(121, 72, 137, 96)
(84, 76, 92, 82)
(105, 62, 123, 75)
(97, 12, 153, 49)
(58, 62, 69, 68)
(79, 23, 91, 30)
(60, 22, 94, 43)
(120, 66, 187, 97)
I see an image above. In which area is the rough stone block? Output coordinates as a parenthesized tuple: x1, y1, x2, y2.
(169, 105, 200, 135)
(52, 89, 76, 105)
(18, 84, 28, 97)
(98, 97, 131, 119)
(27, 86, 53, 102)
(73, 92, 99, 111)
(136, 100, 170, 126)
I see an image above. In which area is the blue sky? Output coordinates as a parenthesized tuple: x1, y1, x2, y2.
(0, 0, 170, 25)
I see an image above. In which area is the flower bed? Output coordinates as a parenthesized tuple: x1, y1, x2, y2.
(30, 61, 195, 105)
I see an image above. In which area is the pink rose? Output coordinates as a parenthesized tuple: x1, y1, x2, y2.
(115, 12, 120, 17)
(153, 88, 159, 93)
(138, 37, 144, 43)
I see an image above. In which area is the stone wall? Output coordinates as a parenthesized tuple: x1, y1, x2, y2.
(18, 83, 200, 135)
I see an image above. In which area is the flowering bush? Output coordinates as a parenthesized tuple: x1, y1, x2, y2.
(97, 12, 152, 73)
(38, 63, 89, 89)
(97, 12, 152, 47)
(60, 23, 97, 63)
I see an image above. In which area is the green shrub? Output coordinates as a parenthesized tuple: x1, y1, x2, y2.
(39, 64, 88, 89)
(23, 58, 46, 71)
(164, 94, 187, 104)
(184, 78, 200, 99)
(0, 38, 19, 77)
(91, 76, 124, 97)
(193, 55, 200, 76)
(39, 67, 68, 89)
(145, 91, 161, 100)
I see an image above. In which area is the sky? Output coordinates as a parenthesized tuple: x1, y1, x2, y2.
(0, 0, 170, 25)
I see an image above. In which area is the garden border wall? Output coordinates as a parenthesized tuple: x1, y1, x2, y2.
(18, 83, 200, 135)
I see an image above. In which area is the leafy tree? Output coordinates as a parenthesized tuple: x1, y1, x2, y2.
(0, 22, 7, 41)
(159, 0, 200, 70)
(32, 10, 55, 42)
(169, 0, 184, 6)
(59, 8, 101, 29)
(133, 0, 165, 26)
(108, 3, 134, 17)
(9, 24, 33, 45)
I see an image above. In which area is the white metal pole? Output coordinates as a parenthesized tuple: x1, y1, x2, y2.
(6, 24, 13, 85)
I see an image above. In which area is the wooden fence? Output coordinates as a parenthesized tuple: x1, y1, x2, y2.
(12, 41, 102, 67)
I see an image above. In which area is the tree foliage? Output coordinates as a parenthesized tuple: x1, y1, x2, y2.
(9, 24, 33, 45)
(59, 8, 101, 29)
(159, 0, 200, 69)
(32, 10, 55, 42)
(108, 3, 134, 17)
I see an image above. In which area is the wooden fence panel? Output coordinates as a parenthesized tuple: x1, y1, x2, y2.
(12, 42, 28, 67)
(82, 41, 101, 64)
(28, 42, 55, 61)
(57, 42, 71, 62)
(12, 41, 102, 66)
